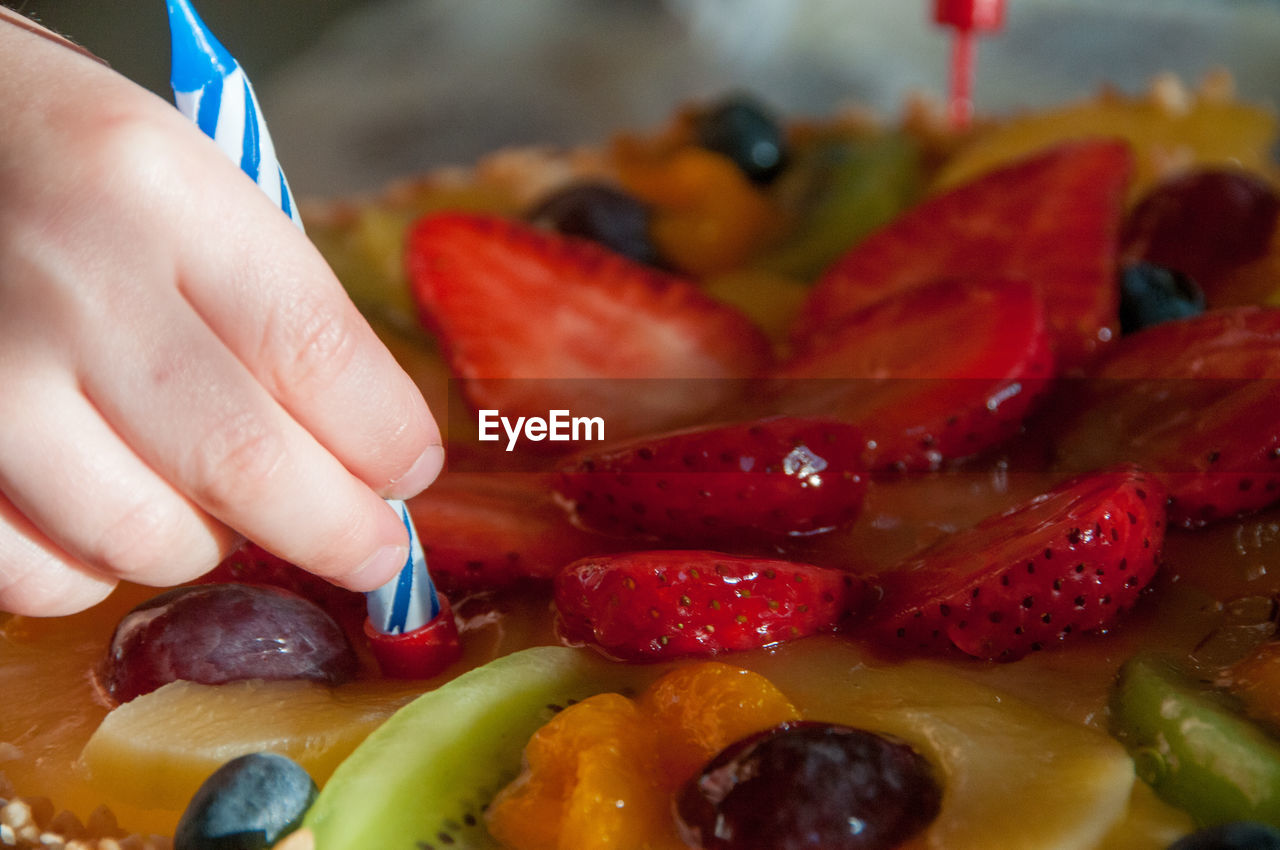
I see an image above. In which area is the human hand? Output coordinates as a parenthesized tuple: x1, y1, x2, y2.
(0, 11, 443, 616)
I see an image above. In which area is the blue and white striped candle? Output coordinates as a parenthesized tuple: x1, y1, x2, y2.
(166, 0, 439, 634)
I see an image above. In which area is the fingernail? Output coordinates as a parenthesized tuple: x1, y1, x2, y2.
(386, 444, 445, 499)
(348, 543, 410, 591)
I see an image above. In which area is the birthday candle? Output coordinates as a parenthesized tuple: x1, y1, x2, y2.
(166, 0, 442, 637)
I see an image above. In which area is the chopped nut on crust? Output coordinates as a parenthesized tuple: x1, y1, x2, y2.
(0, 797, 168, 850)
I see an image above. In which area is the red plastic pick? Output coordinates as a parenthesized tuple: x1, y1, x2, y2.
(364, 594, 462, 679)
(934, 0, 1007, 129)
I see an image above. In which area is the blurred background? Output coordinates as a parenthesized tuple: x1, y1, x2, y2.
(6, 0, 1280, 194)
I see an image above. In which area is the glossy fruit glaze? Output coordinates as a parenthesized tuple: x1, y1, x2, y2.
(3, 77, 1280, 846)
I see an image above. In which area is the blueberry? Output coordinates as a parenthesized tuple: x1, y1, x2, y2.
(1119, 261, 1206, 334)
(527, 182, 663, 266)
(1167, 821, 1280, 849)
(675, 721, 941, 850)
(175, 752, 317, 850)
(693, 94, 789, 185)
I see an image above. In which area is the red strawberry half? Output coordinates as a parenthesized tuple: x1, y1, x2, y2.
(406, 472, 612, 594)
(1054, 306, 1280, 527)
(864, 464, 1167, 661)
(406, 212, 774, 440)
(767, 276, 1054, 472)
(555, 550, 866, 661)
(556, 417, 867, 545)
(791, 140, 1132, 371)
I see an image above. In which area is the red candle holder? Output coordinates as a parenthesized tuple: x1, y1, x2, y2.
(365, 595, 463, 679)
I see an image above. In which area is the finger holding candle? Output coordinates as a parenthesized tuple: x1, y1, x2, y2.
(166, 0, 455, 670)
(0, 11, 394, 615)
(160, 187, 443, 502)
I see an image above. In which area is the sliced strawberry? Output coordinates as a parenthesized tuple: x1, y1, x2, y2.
(556, 417, 866, 546)
(791, 140, 1132, 371)
(406, 212, 774, 440)
(554, 550, 866, 661)
(767, 276, 1054, 472)
(1054, 307, 1280, 527)
(406, 472, 613, 594)
(863, 465, 1166, 661)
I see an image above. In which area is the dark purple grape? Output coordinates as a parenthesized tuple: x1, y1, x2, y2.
(693, 94, 789, 185)
(175, 752, 316, 850)
(103, 583, 358, 703)
(675, 721, 941, 850)
(1168, 822, 1280, 849)
(1122, 169, 1279, 304)
(1119, 261, 1206, 333)
(528, 182, 663, 266)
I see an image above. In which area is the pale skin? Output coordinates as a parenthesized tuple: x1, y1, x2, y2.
(0, 10, 444, 616)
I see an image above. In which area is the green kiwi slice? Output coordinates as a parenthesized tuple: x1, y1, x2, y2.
(303, 646, 659, 850)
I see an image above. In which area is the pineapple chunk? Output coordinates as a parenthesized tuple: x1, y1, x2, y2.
(79, 678, 421, 812)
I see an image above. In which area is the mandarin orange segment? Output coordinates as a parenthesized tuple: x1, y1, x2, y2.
(484, 772, 562, 850)
(561, 747, 681, 850)
(488, 693, 661, 850)
(638, 662, 800, 786)
(612, 142, 784, 276)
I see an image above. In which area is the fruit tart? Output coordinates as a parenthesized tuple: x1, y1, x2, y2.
(7, 74, 1280, 850)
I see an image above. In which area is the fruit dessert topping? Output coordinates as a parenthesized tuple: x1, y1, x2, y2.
(1111, 654, 1280, 829)
(487, 662, 802, 850)
(1169, 822, 1280, 850)
(486, 660, 942, 850)
(174, 752, 316, 850)
(791, 140, 1132, 371)
(24, 81, 1280, 849)
(689, 94, 790, 186)
(555, 416, 867, 544)
(528, 182, 663, 268)
(609, 96, 789, 276)
(554, 551, 866, 661)
(866, 464, 1167, 661)
(1117, 262, 1206, 334)
(101, 583, 358, 704)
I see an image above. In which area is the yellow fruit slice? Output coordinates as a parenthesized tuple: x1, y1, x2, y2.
(745, 639, 1143, 850)
(79, 678, 421, 812)
(934, 75, 1279, 201)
